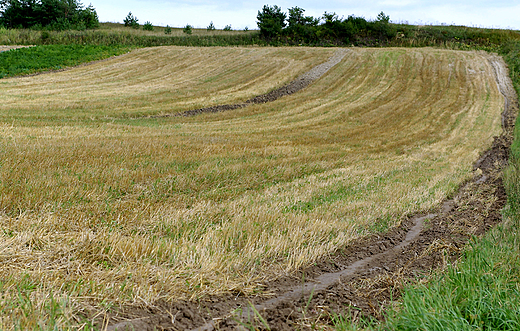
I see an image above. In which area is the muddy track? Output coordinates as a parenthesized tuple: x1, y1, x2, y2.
(149, 49, 349, 118)
(104, 53, 518, 331)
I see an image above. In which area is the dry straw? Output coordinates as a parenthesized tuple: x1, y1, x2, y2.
(0, 46, 503, 327)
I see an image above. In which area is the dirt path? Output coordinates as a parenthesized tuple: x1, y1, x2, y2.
(104, 53, 518, 331)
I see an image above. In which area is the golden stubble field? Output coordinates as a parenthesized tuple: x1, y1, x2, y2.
(0, 46, 504, 327)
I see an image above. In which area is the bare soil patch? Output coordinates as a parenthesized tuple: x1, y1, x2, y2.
(100, 53, 517, 331)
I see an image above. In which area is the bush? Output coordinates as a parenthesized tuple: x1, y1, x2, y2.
(183, 24, 192, 35)
(143, 21, 154, 31)
(223, 25, 232, 31)
(164, 25, 172, 35)
(207, 21, 215, 31)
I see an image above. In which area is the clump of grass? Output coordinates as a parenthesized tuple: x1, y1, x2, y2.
(0, 44, 132, 78)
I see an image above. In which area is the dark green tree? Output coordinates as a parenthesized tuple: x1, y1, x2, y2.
(286, 6, 318, 40)
(143, 21, 154, 31)
(0, 0, 99, 29)
(123, 11, 139, 29)
(256, 4, 286, 39)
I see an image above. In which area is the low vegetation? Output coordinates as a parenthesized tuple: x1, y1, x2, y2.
(0, 3, 520, 330)
(0, 23, 261, 47)
(332, 39, 520, 331)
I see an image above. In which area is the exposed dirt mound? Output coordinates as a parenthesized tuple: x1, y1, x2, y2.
(103, 54, 518, 331)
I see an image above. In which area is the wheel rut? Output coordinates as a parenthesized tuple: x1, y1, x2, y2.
(104, 53, 518, 331)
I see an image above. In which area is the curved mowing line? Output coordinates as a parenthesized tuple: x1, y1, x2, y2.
(148, 49, 349, 118)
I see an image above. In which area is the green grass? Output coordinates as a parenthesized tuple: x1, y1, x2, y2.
(0, 44, 133, 78)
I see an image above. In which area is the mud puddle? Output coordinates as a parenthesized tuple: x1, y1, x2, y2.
(103, 54, 518, 331)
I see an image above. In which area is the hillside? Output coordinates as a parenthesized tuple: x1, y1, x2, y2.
(0, 46, 508, 329)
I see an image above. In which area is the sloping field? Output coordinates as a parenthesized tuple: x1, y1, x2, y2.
(0, 46, 505, 327)
(0, 46, 334, 121)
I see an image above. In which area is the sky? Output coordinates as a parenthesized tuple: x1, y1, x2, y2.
(90, 0, 520, 31)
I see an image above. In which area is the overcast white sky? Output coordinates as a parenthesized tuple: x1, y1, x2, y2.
(89, 0, 520, 31)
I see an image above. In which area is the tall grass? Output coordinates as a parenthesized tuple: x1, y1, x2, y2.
(0, 24, 263, 47)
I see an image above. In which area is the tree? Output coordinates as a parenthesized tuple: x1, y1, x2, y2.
(256, 4, 286, 39)
(0, 0, 99, 29)
(207, 21, 215, 31)
(143, 21, 153, 31)
(376, 11, 390, 23)
(123, 11, 139, 29)
(286, 6, 318, 39)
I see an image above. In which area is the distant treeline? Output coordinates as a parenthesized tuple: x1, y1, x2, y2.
(255, 5, 520, 47)
(0, 0, 99, 30)
(256, 5, 397, 45)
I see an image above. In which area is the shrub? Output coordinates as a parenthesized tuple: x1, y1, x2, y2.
(207, 21, 215, 31)
(143, 21, 154, 31)
(223, 25, 232, 31)
(164, 25, 172, 34)
(183, 24, 193, 35)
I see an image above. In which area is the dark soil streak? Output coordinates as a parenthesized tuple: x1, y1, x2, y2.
(105, 53, 518, 331)
(149, 49, 349, 118)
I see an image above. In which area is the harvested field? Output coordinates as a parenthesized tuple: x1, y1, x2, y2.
(0, 46, 507, 329)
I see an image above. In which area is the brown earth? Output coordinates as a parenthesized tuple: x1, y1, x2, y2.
(102, 53, 518, 331)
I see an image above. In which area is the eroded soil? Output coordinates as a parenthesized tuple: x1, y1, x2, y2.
(103, 53, 518, 331)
